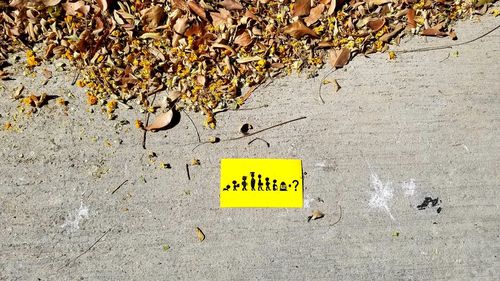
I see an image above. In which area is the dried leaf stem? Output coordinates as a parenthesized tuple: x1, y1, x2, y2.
(111, 180, 128, 195)
(396, 24, 500, 54)
(318, 67, 337, 104)
(61, 228, 111, 269)
(142, 93, 157, 150)
(182, 109, 201, 143)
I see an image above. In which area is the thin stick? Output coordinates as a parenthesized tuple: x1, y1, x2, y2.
(62, 228, 111, 269)
(224, 116, 307, 142)
(142, 93, 157, 150)
(111, 180, 128, 195)
(396, 24, 500, 54)
(186, 164, 191, 180)
(248, 137, 270, 147)
(182, 109, 201, 143)
(71, 70, 80, 85)
(329, 204, 343, 227)
(318, 67, 336, 104)
(191, 116, 307, 151)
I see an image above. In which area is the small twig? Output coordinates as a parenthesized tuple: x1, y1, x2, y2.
(62, 228, 111, 269)
(318, 67, 337, 104)
(111, 180, 128, 195)
(225, 116, 306, 141)
(248, 137, 270, 147)
(182, 109, 201, 143)
(186, 164, 191, 180)
(439, 52, 450, 63)
(396, 24, 500, 54)
(329, 204, 343, 227)
(239, 104, 269, 111)
(142, 93, 157, 150)
(192, 116, 307, 151)
(71, 70, 80, 85)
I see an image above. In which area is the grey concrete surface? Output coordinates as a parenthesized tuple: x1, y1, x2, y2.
(0, 15, 499, 281)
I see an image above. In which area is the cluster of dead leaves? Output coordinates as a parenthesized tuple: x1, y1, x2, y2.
(0, 0, 495, 127)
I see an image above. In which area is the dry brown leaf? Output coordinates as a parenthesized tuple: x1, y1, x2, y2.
(210, 9, 231, 28)
(407, 8, 416, 29)
(367, 0, 393, 6)
(142, 5, 165, 29)
(167, 91, 181, 102)
(195, 227, 205, 241)
(145, 109, 174, 131)
(379, 24, 404, 42)
(174, 16, 189, 34)
(219, 0, 243, 10)
(449, 29, 457, 40)
(171, 0, 190, 11)
(234, 31, 252, 47)
(421, 28, 448, 37)
(284, 20, 318, 39)
(305, 4, 325, 26)
(187, 0, 207, 21)
(328, 48, 350, 68)
(43, 0, 61, 7)
(62, 1, 89, 16)
(367, 18, 385, 32)
(327, 0, 344, 15)
(292, 0, 311, 17)
(96, 0, 108, 12)
(307, 210, 324, 222)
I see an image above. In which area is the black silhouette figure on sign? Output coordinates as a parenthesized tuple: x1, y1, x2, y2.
(273, 180, 278, 191)
(280, 181, 287, 191)
(223, 185, 231, 191)
(232, 180, 240, 191)
(241, 176, 247, 191)
(265, 177, 270, 191)
(250, 172, 256, 191)
(257, 175, 263, 191)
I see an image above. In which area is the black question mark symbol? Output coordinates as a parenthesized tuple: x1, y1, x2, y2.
(292, 180, 299, 191)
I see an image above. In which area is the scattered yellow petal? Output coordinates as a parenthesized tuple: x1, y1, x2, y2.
(388, 51, 396, 60)
(56, 97, 66, 106)
(191, 159, 201, 166)
(3, 122, 12, 130)
(86, 92, 98, 105)
(195, 227, 205, 242)
(491, 8, 500, 17)
(134, 119, 144, 129)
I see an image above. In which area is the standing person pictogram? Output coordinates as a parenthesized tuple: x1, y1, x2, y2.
(273, 179, 278, 191)
(250, 172, 256, 191)
(265, 177, 270, 191)
(241, 176, 247, 191)
(232, 180, 240, 191)
(257, 175, 263, 191)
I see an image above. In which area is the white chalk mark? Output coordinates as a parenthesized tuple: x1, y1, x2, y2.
(366, 162, 395, 220)
(304, 194, 314, 209)
(61, 202, 89, 232)
(401, 179, 416, 197)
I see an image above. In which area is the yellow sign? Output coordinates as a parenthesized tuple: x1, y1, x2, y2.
(220, 159, 303, 208)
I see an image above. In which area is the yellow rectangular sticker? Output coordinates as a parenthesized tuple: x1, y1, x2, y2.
(220, 159, 303, 208)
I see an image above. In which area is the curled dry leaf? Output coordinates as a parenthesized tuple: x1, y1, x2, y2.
(305, 4, 325, 26)
(187, 0, 207, 21)
(407, 8, 416, 29)
(142, 5, 166, 29)
(234, 31, 252, 47)
(421, 28, 448, 37)
(379, 24, 404, 42)
(284, 20, 318, 39)
(307, 210, 324, 222)
(367, 0, 393, 6)
(62, 1, 89, 16)
(43, 0, 61, 7)
(328, 48, 350, 68)
(195, 227, 205, 241)
(145, 109, 174, 131)
(328, 0, 345, 15)
(367, 18, 385, 32)
(292, 0, 312, 18)
(167, 91, 181, 102)
(240, 123, 253, 135)
(220, 0, 244, 10)
(96, 0, 108, 12)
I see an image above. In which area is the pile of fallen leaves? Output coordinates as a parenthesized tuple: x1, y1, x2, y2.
(0, 0, 497, 128)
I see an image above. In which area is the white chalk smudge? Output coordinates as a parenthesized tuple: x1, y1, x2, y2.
(401, 179, 416, 197)
(61, 202, 89, 232)
(303, 194, 314, 209)
(368, 168, 395, 221)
